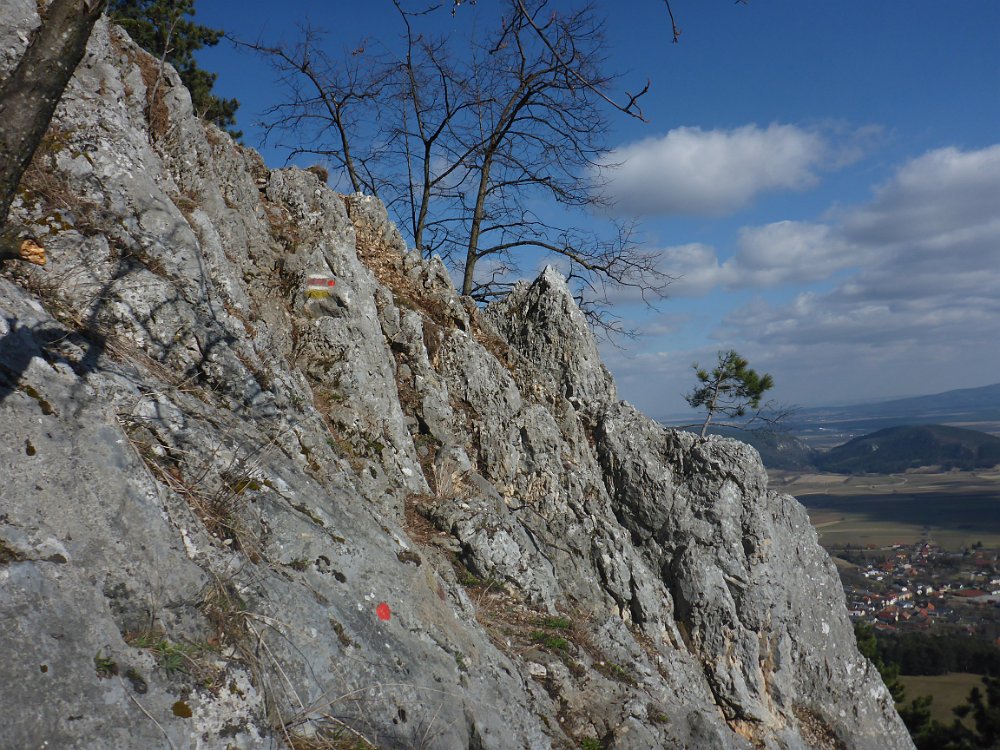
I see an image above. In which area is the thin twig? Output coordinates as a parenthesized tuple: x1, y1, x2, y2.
(512, 0, 648, 120)
(662, 0, 682, 43)
(147, 10, 182, 124)
(123, 682, 178, 750)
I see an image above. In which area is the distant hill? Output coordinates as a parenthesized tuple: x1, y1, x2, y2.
(662, 382, 1000, 448)
(708, 427, 817, 470)
(814, 425, 1000, 474)
(784, 382, 1000, 440)
(846, 383, 1000, 421)
(757, 382, 1000, 449)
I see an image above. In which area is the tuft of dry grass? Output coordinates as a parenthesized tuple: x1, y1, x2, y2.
(129, 45, 172, 140)
(287, 725, 378, 750)
(344, 199, 455, 332)
(304, 165, 329, 184)
(17, 127, 105, 236)
(119, 413, 266, 561)
(402, 493, 459, 552)
(791, 706, 847, 750)
(430, 458, 473, 501)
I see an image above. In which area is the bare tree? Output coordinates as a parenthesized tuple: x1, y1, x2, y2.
(0, 0, 108, 245)
(235, 28, 391, 196)
(386, 0, 484, 257)
(453, 1, 668, 307)
(510, 0, 652, 119)
(247, 0, 671, 327)
(237, 3, 482, 259)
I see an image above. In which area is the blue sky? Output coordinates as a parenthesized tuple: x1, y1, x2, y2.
(193, 1, 1000, 419)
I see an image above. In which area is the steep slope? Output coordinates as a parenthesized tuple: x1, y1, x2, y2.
(0, 7, 912, 749)
(815, 424, 1000, 474)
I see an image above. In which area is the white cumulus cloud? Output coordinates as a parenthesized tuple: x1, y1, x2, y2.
(607, 143, 1000, 414)
(655, 221, 862, 297)
(714, 143, 1000, 405)
(841, 143, 1000, 248)
(653, 144, 1000, 298)
(597, 123, 830, 217)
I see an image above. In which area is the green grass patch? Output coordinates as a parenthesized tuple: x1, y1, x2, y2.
(531, 631, 569, 651)
(126, 631, 217, 677)
(94, 652, 118, 678)
(539, 616, 572, 630)
(899, 672, 984, 726)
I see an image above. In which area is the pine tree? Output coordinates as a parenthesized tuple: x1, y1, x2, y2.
(685, 350, 774, 437)
(109, 0, 240, 137)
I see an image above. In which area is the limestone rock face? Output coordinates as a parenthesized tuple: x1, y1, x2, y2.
(0, 10, 912, 750)
(486, 266, 617, 422)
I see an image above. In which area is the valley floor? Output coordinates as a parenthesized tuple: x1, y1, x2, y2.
(773, 469, 1000, 549)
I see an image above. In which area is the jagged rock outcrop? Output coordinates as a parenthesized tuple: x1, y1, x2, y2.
(0, 6, 912, 749)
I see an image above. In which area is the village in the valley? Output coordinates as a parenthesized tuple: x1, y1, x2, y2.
(832, 538, 1000, 640)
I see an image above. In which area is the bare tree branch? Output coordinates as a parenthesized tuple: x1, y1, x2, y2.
(242, 0, 686, 334)
(661, 0, 682, 43)
(231, 29, 391, 195)
(511, 0, 650, 120)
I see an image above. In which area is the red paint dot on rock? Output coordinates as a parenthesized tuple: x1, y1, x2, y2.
(376, 602, 391, 621)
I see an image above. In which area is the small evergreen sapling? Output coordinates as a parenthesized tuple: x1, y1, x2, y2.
(685, 350, 774, 437)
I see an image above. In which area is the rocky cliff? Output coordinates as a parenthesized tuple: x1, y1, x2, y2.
(0, 6, 913, 749)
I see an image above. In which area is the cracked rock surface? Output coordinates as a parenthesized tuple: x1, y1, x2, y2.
(0, 7, 911, 749)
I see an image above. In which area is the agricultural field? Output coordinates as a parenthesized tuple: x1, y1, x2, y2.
(898, 673, 984, 726)
(771, 470, 1000, 550)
